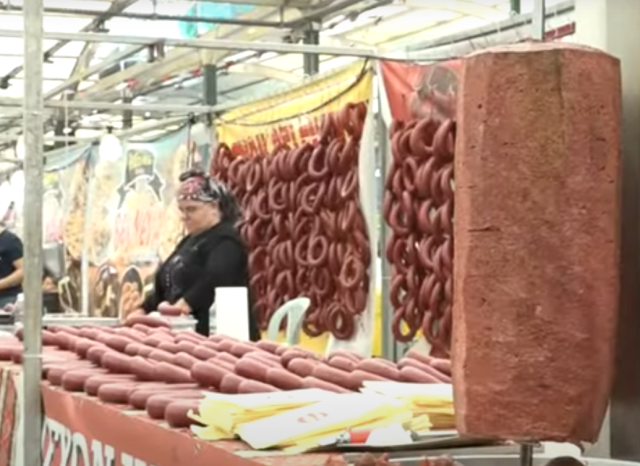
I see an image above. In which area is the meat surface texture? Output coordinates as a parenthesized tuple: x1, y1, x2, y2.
(453, 42, 621, 443)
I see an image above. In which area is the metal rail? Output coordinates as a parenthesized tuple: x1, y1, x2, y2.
(0, 29, 379, 57)
(0, 96, 224, 113)
(21, 0, 44, 465)
(2, 0, 138, 81)
(532, 0, 546, 40)
(0, 5, 287, 28)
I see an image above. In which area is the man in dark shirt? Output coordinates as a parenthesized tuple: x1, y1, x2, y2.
(0, 227, 24, 308)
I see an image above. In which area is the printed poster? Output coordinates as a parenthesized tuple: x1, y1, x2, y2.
(86, 129, 206, 318)
(43, 146, 92, 312)
(379, 60, 461, 121)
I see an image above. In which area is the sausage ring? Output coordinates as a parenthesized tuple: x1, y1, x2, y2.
(325, 303, 356, 340)
(339, 254, 366, 291)
(307, 236, 329, 268)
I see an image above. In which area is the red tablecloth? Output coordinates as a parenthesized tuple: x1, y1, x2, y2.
(0, 367, 18, 466)
(0, 364, 340, 466)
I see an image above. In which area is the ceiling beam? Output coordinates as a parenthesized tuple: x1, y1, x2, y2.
(171, 0, 312, 7)
(53, 0, 378, 102)
(70, 6, 292, 100)
(0, 0, 138, 82)
(396, 0, 507, 19)
(227, 63, 302, 82)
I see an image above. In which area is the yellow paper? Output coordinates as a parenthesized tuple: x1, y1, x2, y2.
(236, 393, 405, 450)
(190, 389, 337, 441)
(360, 382, 454, 430)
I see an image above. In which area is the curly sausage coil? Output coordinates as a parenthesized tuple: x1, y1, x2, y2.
(384, 117, 455, 357)
(211, 102, 372, 340)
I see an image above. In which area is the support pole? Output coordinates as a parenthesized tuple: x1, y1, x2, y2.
(532, 0, 546, 40)
(202, 64, 218, 106)
(378, 106, 395, 361)
(22, 0, 44, 465)
(122, 92, 133, 129)
(303, 24, 321, 76)
(520, 444, 534, 466)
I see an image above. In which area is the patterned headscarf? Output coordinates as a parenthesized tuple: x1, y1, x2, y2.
(177, 169, 240, 222)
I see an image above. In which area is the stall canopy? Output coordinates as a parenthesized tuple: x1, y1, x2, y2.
(0, 0, 570, 159)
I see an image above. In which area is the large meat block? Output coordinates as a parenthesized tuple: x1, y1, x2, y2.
(453, 42, 621, 443)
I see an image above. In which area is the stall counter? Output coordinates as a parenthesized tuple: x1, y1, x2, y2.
(0, 364, 340, 466)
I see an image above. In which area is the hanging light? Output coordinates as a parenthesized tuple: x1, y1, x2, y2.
(14, 135, 24, 160)
(190, 119, 210, 146)
(0, 182, 10, 218)
(9, 170, 24, 212)
(99, 126, 122, 162)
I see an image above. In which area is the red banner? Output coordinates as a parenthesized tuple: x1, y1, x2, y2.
(42, 386, 226, 466)
(0, 369, 18, 466)
(380, 60, 461, 122)
(40, 384, 336, 466)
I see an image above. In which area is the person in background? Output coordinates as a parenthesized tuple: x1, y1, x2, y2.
(130, 169, 260, 340)
(0, 224, 23, 308)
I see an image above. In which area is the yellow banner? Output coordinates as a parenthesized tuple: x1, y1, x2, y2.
(216, 62, 373, 156)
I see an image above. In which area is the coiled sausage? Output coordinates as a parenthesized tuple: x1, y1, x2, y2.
(210, 102, 371, 340)
(384, 117, 455, 357)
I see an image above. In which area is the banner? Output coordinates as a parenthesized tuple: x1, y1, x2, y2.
(43, 146, 92, 312)
(0, 145, 91, 312)
(40, 385, 242, 466)
(216, 62, 373, 156)
(0, 369, 19, 466)
(86, 130, 205, 318)
(379, 60, 461, 122)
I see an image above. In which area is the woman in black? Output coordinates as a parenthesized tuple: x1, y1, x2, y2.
(131, 169, 259, 339)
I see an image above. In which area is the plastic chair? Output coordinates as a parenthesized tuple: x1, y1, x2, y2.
(266, 297, 311, 346)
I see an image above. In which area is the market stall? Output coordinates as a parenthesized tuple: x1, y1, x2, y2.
(0, 316, 455, 466)
(0, 364, 335, 466)
(4, 0, 627, 464)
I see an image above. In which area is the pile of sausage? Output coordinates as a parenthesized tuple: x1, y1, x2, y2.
(211, 102, 371, 340)
(383, 118, 455, 356)
(0, 320, 450, 425)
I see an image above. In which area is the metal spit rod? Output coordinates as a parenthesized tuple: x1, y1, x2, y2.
(518, 2, 545, 463)
(520, 444, 534, 466)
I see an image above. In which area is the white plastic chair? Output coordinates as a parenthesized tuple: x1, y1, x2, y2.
(266, 297, 311, 346)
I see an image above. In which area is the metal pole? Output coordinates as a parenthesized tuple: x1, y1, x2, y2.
(202, 64, 218, 107)
(0, 29, 378, 58)
(532, 0, 546, 40)
(378, 105, 395, 361)
(0, 5, 287, 28)
(406, 0, 572, 53)
(22, 0, 44, 465)
(520, 444, 534, 466)
(0, 97, 222, 113)
(303, 24, 321, 76)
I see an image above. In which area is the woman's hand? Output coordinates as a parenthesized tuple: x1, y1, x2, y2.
(174, 299, 191, 315)
(157, 300, 191, 316)
(123, 308, 145, 324)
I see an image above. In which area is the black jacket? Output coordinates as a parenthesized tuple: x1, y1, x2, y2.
(142, 221, 259, 340)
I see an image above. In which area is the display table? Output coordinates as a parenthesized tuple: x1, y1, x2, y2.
(0, 364, 338, 466)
